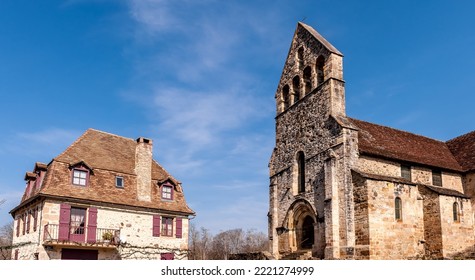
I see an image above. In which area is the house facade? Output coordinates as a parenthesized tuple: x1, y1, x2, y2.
(268, 22, 475, 260)
(10, 129, 194, 260)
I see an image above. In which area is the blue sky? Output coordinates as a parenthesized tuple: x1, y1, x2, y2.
(0, 0, 474, 235)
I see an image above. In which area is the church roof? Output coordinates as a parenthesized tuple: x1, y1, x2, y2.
(298, 22, 343, 56)
(349, 118, 464, 172)
(446, 130, 475, 172)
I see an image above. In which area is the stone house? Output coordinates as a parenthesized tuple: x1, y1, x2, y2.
(10, 129, 194, 260)
(268, 22, 475, 260)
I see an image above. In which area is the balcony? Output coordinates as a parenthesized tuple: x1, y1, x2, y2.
(43, 224, 120, 249)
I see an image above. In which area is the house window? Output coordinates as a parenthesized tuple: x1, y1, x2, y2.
(72, 169, 88, 186)
(116, 176, 124, 188)
(453, 202, 460, 222)
(162, 185, 173, 200)
(70, 207, 86, 235)
(432, 170, 442, 186)
(401, 165, 411, 181)
(161, 217, 173, 237)
(395, 197, 402, 221)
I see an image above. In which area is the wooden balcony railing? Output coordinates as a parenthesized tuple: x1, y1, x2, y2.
(43, 224, 120, 246)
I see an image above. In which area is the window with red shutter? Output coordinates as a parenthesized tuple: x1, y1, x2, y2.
(87, 208, 98, 243)
(33, 207, 38, 232)
(22, 213, 26, 235)
(176, 218, 182, 238)
(153, 215, 161, 237)
(26, 210, 31, 234)
(58, 204, 71, 241)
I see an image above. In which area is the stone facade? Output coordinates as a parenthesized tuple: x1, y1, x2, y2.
(10, 129, 194, 260)
(268, 22, 475, 260)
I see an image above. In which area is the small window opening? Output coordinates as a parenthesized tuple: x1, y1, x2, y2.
(282, 85, 290, 110)
(116, 176, 124, 188)
(303, 66, 312, 94)
(401, 165, 411, 181)
(293, 76, 301, 103)
(395, 197, 402, 221)
(432, 170, 442, 186)
(297, 151, 305, 193)
(453, 202, 460, 222)
(316, 56, 325, 85)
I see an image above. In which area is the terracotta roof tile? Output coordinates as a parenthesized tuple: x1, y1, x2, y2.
(446, 130, 475, 172)
(348, 118, 463, 172)
(16, 129, 194, 215)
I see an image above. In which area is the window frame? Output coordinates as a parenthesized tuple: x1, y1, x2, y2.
(161, 184, 174, 200)
(453, 202, 460, 222)
(395, 197, 403, 221)
(161, 217, 174, 237)
(432, 170, 442, 186)
(72, 168, 89, 186)
(401, 164, 411, 181)
(115, 176, 124, 188)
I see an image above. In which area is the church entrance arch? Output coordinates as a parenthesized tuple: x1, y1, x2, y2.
(284, 200, 316, 252)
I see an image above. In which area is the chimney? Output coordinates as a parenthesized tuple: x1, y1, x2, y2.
(135, 137, 153, 202)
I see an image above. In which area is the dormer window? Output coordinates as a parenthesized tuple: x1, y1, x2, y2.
(72, 169, 88, 186)
(161, 184, 173, 200)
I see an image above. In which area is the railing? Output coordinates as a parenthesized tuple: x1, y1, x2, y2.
(43, 224, 120, 245)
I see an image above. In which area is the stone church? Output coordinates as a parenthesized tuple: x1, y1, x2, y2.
(268, 22, 475, 260)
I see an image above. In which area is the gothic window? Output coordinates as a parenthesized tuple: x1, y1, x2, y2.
(401, 165, 411, 181)
(432, 170, 442, 186)
(303, 66, 312, 94)
(293, 76, 301, 103)
(316, 56, 325, 85)
(297, 151, 305, 193)
(282, 85, 290, 110)
(395, 197, 402, 221)
(453, 202, 460, 222)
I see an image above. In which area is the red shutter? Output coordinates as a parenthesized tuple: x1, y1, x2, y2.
(176, 218, 182, 238)
(33, 208, 38, 232)
(22, 213, 26, 235)
(58, 204, 71, 241)
(153, 215, 161, 237)
(14, 249, 19, 260)
(26, 211, 31, 234)
(87, 208, 98, 243)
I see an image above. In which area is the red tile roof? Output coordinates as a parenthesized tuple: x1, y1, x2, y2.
(349, 118, 463, 172)
(15, 129, 194, 215)
(447, 130, 475, 172)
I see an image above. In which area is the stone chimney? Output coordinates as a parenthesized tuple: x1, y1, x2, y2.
(135, 137, 153, 202)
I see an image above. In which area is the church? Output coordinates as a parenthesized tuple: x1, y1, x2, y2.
(268, 22, 475, 260)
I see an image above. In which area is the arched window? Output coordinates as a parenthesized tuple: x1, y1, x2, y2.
(316, 56, 325, 85)
(282, 85, 290, 110)
(453, 202, 460, 222)
(395, 197, 402, 221)
(292, 76, 301, 103)
(297, 151, 305, 193)
(303, 66, 312, 94)
(297, 47, 304, 68)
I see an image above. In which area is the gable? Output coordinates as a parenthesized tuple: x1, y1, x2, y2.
(446, 130, 475, 172)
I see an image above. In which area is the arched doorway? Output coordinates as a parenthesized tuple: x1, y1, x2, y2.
(283, 200, 317, 252)
(300, 215, 315, 249)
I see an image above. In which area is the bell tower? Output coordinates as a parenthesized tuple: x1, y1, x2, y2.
(268, 22, 355, 259)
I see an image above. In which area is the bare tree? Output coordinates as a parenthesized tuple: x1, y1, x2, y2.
(0, 222, 14, 260)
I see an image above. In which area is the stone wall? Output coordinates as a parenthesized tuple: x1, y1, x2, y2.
(365, 180, 425, 259)
(13, 199, 189, 260)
